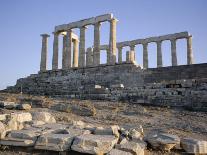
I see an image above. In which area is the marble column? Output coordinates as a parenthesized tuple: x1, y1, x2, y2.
(130, 45, 136, 61)
(52, 32, 59, 70)
(73, 39, 79, 67)
(126, 51, 135, 63)
(171, 39, 177, 66)
(118, 47, 123, 63)
(86, 47, 93, 67)
(62, 34, 67, 69)
(187, 36, 193, 65)
(93, 22, 101, 66)
(40, 34, 50, 72)
(65, 29, 72, 69)
(106, 48, 110, 64)
(78, 26, 87, 67)
(143, 43, 148, 69)
(109, 18, 117, 65)
(157, 41, 163, 67)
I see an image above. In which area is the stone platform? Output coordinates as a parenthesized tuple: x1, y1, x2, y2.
(3, 63, 207, 110)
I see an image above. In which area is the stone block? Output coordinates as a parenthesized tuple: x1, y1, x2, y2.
(94, 125, 120, 137)
(31, 112, 56, 123)
(107, 149, 133, 155)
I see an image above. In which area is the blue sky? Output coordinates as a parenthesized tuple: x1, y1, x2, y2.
(0, 0, 207, 89)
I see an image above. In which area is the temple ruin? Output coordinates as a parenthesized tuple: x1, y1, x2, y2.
(3, 13, 207, 110)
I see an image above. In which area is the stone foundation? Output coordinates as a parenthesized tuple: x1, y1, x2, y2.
(2, 63, 207, 110)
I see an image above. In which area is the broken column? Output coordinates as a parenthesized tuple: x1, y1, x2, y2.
(187, 36, 193, 65)
(73, 38, 79, 67)
(118, 47, 123, 63)
(143, 43, 148, 69)
(157, 41, 163, 67)
(109, 18, 117, 65)
(93, 22, 101, 66)
(171, 39, 177, 66)
(78, 26, 87, 67)
(86, 47, 93, 67)
(52, 32, 59, 70)
(65, 29, 72, 69)
(40, 34, 50, 72)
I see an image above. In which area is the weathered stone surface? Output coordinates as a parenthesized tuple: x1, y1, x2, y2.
(71, 134, 118, 154)
(17, 104, 31, 110)
(107, 149, 133, 155)
(31, 112, 56, 123)
(145, 132, 180, 151)
(181, 138, 207, 154)
(94, 125, 120, 137)
(0, 101, 18, 109)
(0, 122, 6, 139)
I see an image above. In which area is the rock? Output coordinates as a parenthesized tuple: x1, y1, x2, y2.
(10, 112, 32, 123)
(71, 134, 118, 154)
(94, 125, 120, 137)
(107, 149, 133, 155)
(129, 129, 142, 140)
(181, 138, 207, 154)
(17, 104, 31, 110)
(115, 141, 145, 155)
(145, 132, 180, 151)
(72, 120, 86, 129)
(0, 101, 18, 109)
(0, 114, 9, 121)
(31, 112, 56, 123)
(0, 122, 6, 139)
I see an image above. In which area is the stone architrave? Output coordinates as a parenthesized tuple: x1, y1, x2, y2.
(65, 29, 72, 69)
(187, 36, 193, 65)
(118, 47, 123, 63)
(157, 41, 163, 67)
(40, 34, 50, 72)
(73, 39, 79, 67)
(143, 43, 148, 69)
(52, 32, 59, 70)
(78, 26, 87, 67)
(109, 18, 117, 65)
(93, 22, 101, 66)
(171, 39, 177, 66)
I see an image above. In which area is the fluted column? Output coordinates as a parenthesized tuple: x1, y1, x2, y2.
(171, 39, 177, 66)
(62, 34, 67, 69)
(143, 43, 148, 69)
(93, 22, 101, 66)
(52, 32, 59, 70)
(118, 47, 123, 63)
(73, 39, 79, 67)
(187, 36, 193, 65)
(157, 41, 163, 67)
(65, 29, 72, 69)
(79, 26, 87, 67)
(40, 34, 50, 72)
(130, 45, 136, 61)
(109, 18, 117, 65)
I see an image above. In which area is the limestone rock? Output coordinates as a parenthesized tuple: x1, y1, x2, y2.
(31, 112, 56, 123)
(115, 141, 145, 155)
(0, 101, 18, 109)
(181, 138, 207, 154)
(17, 104, 31, 110)
(94, 125, 120, 137)
(107, 149, 133, 155)
(0, 114, 9, 121)
(145, 132, 180, 151)
(129, 129, 142, 140)
(71, 134, 118, 154)
(0, 122, 6, 139)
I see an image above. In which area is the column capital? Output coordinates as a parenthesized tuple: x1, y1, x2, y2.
(109, 18, 119, 23)
(79, 25, 88, 29)
(130, 44, 136, 50)
(117, 46, 123, 50)
(40, 34, 50, 37)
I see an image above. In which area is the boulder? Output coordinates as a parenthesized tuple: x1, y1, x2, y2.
(0, 101, 18, 109)
(0, 114, 9, 121)
(0, 122, 6, 139)
(17, 104, 31, 110)
(129, 129, 142, 140)
(181, 138, 207, 154)
(107, 149, 133, 155)
(115, 141, 145, 155)
(31, 112, 56, 123)
(10, 112, 32, 123)
(145, 132, 180, 151)
(71, 134, 118, 154)
(94, 125, 120, 138)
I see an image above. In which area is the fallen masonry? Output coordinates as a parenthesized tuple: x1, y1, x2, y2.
(0, 111, 206, 154)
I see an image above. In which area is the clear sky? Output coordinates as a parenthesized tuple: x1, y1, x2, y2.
(0, 0, 207, 90)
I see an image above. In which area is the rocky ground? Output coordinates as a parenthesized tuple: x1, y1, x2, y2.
(0, 92, 206, 154)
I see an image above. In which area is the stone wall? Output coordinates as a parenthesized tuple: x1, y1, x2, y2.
(3, 63, 207, 110)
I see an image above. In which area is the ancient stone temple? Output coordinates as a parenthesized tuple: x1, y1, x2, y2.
(3, 13, 207, 110)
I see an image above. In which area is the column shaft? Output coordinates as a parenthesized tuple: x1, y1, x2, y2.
(171, 39, 177, 66)
(118, 47, 123, 63)
(143, 43, 148, 69)
(187, 36, 193, 64)
(79, 26, 86, 67)
(40, 34, 49, 71)
(130, 45, 136, 61)
(106, 48, 110, 64)
(109, 19, 117, 65)
(65, 29, 72, 69)
(93, 22, 101, 66)
(73, 39, 79, 67)
(157, 41, 163, 67)
(62, 35, 67, 69)
(52, 33, 59, 70)
(86, 47, 93, 67)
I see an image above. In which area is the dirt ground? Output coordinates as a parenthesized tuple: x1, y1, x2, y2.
(0, 93, 206, 154)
